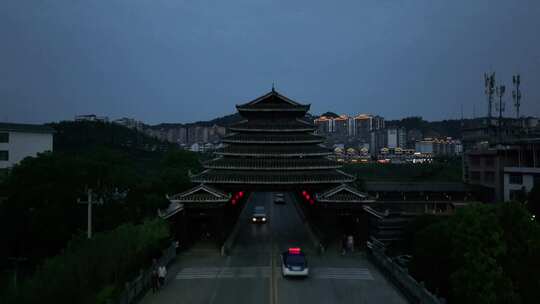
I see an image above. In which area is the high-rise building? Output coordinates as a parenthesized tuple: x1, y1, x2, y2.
(386, 127, 406, 149)
(354, 115, 385, 142)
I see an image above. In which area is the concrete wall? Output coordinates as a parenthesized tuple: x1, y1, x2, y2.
(503, 167, 540, 201)
(0, 131, 53, 168)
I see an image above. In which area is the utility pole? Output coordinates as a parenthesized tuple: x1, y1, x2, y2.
(496, 84, 506, 143)
(484, 72, 496, 119)
(8, 257, 27, 290)
(512, 74, 522, 119)
(77, 188, 102, 239)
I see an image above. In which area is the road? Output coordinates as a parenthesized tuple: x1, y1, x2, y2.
(141, 192, 407, 304)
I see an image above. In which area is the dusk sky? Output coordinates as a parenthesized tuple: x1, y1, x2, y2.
(1, 0, 539, 124)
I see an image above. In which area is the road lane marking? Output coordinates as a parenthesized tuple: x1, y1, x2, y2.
(176, 266, 271, 279)
(176, 266, 374, 280)
(312, 267, 374, 280)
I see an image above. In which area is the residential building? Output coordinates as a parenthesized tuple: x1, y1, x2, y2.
(113, 117, 145, 131)
(461, 117, 537, 153)
(314, 114, 337, 134)
(370, 129, 387, 156)
(0, 123, 54, 169)
(386, 127, 406, 149)
(415, 138, 462, 156)
(75, 114, 109, 122)
(333, 115, 350, 137)
(463, 138, 540, 202)
(354, 114, 385, 143)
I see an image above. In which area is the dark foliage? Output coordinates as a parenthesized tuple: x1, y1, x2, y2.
(49, 121, 172, 153)
(407, 203, 540, 303)
(527, 185, 540, 219)
(386, 116, 464, 139)
(1, 219, 169, 304)
(0, 121, 201, 291)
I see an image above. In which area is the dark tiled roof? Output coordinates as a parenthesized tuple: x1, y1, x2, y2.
(317, 184, 371, 202)
(229, 119, 315, 132)
(204, 157, 340, 170)
(216, 144, 331, 156)
(0, 122, 55, 134)
(222, 133, 324, 144)
(365, 182, 469, 192)
(169, 184, 230, 202)
(236, 90, 308, 109)
(192, 169, 354, 184)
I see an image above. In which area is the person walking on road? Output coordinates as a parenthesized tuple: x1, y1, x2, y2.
(151, 269, 159, 293)
(341, 234, 347, 255)
(158, 265, 167, 288)
(347, 235, 354, 253)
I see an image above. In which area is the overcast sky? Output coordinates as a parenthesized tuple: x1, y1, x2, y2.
(1, 0, 539, 124)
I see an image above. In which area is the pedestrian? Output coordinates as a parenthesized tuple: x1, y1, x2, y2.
(158, 265, 167, 288)
(341, 234, 347, 255)
(151, 269, 159, 293)
(347, 235, 354, 253)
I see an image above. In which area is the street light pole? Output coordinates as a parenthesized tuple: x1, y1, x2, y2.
(8, 257, 27, 290)
(77, 188, 101, 239)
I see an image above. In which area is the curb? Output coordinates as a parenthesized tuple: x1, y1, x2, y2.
(291, 194, 325, 254)
(220, 193, 252, 256)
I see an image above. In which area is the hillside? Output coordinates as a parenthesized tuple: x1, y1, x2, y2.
(49, 121, 172, 152)
(385, 116, 464, 139)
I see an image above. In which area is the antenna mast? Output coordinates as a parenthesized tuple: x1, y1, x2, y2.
(512, 74, 522, 119)
(484, 72, 496, 119)
(496, 83, 506, 142)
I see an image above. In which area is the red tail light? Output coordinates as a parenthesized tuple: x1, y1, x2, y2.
(288, 248, 301, 254)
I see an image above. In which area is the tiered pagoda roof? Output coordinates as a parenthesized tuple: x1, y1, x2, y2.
(191, 89, 355, 189)
(315, 184, 375, 207)
(168, 184, 230, 208)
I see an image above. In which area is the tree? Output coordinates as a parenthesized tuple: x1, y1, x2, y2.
(409, 203, 540, 303)
(159, 150, 201, 194)
(527, 185, 540, 219)
(0, 149, 138, 265)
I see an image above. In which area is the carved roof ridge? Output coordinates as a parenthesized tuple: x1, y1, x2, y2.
(237, 90, 305, 108)
(318, 183, 365, 199)
(170, 183, 230, 200)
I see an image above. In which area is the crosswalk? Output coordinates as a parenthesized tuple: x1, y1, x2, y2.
(176, 267, 271, 279)
(175, 266, 373, 280)
(312, 267, 374, 280)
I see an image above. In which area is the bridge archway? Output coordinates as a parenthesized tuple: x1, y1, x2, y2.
(164, 90, 372, 247)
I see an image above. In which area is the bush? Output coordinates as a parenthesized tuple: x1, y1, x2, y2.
(6, 218, 169, 304)
(408, 203, 540, 303)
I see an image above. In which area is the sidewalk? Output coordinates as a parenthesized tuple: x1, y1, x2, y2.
(138, 240, 223, 304)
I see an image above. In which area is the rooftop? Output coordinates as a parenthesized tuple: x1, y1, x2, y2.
(0, 122, 55, 134)
(236, 89, 310, 112)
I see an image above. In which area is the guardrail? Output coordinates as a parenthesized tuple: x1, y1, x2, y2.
(221, 193, 253, 256)
(291, 193, 325, 254)
(113, 242, 177, 304)
(367, 240, 444, 304)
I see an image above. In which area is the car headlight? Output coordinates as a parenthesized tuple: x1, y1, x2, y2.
(262, 217, 266, 221)
(252, 218, 257, 222)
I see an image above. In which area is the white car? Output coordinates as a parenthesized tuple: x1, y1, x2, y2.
(281, 248, 309, 277)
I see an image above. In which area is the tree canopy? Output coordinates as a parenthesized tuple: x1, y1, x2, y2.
(408, 203, 540, 304)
